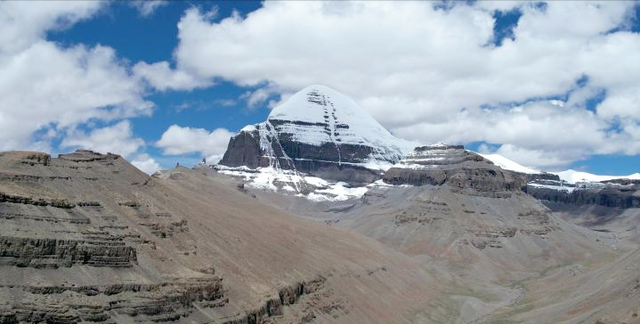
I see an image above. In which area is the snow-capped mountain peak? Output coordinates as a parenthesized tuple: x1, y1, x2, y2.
(220, 85, 419, 175)
(267, 84, 418, 160)
(217, 85, 422, 199)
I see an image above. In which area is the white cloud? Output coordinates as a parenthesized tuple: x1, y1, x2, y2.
(156, 125, 235, 162)
(142, 1, 640, 169)
(133, 61, 211, 91)
(5, 1, 640, 171)
(129, 1, 168, 17)
(240, 87, 274, 108)
(60, 120, 145, 158)
(0, 1, 103, 54)
(483, 144, 585, 171)
(131, 153, 161, 174)
(0, 2, 153, 153)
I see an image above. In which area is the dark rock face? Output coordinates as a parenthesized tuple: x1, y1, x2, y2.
(527, 172, 561, 182)
(527, 184, 640, 209)
(220, 124, 384, 183)
(0, 236, 137, 268)
(383, 145, 527, 195)
(223, 276, 327, 324)
(221, 131, 262, 169)
(0, 279, 225, 324)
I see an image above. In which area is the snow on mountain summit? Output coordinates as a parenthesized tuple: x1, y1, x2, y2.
(267, 85, 418, 157)
(220, 85, 419, 174)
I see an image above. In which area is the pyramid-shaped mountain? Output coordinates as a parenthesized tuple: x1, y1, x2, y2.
(219, 85, 417, 182)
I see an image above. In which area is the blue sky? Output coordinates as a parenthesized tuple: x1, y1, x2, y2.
(1, 1, 640, 175)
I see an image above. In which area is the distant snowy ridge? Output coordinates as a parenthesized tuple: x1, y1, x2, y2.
(555, 169, 640, 184)
(479, 154, 640, 185)
(478, 152, 640, 186)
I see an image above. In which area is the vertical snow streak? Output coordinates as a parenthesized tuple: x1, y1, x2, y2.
(324, 95, 342, 166)
(257, 121, 303, 192)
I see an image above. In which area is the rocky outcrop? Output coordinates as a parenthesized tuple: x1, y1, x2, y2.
(0, 236, 137, 268)
(527, 172, 561, 182)
(57, 150, 121, 163)
(383, 144, 527, 195)
(0, 150, 229, 323)
(0, 192, 75, 208)
(0, 278, 225, 323)
(222, 276, 328, 324)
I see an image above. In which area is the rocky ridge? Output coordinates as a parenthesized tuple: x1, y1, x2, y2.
(527, 176, 640, 209)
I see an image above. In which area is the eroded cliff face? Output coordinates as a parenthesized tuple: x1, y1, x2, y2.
(527, 182, 640, 209)
(0, 150, 439, 324)
(382, 145, 528, 196)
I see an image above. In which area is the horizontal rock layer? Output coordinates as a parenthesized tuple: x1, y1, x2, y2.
(527, 185, 640, 209)
(382, 145, 527, 194)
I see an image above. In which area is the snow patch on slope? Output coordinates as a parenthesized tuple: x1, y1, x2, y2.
(479, 153, 540, 174)
(215, 166, 370, 202)
(528, 182, 575, 193)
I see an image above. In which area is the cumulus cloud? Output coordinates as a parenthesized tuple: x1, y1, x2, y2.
(5, 1, 640, 171)
(137, 1, 640, 169)
(131, 153, 161, 174)
(156, 125, 235, 163)
(0, 1, 103, 54)
(0, 1, 153, 153)
(133, 61, 211, 91)
(60, 120, 145, 158)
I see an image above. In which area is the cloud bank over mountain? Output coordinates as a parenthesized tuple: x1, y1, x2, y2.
(1, 1, 639, 172)
(142, 1, 640, 170)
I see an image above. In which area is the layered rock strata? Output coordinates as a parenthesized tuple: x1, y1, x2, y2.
(383, 144, 527, 196)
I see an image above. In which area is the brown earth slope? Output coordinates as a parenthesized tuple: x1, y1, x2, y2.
(0, 150, 440, 324)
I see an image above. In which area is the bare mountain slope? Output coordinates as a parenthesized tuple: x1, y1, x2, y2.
(0, 150, 440, 324)
(485, 246, 640, 324)
(243, 146, 628, 323)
